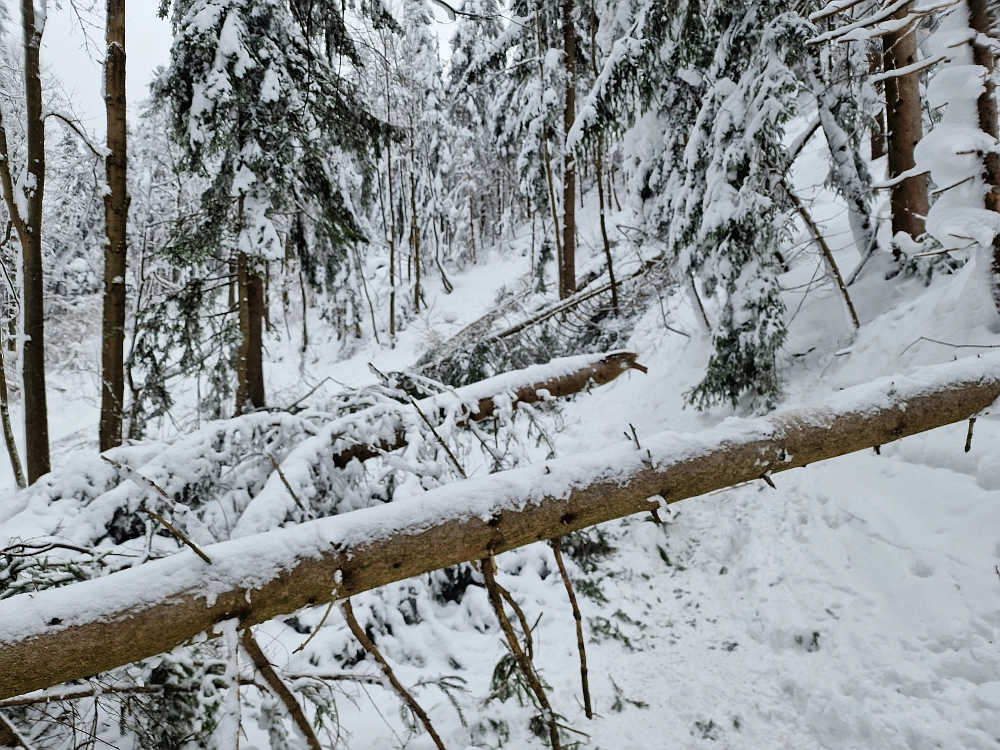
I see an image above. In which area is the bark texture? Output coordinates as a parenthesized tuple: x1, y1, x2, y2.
(0, 341, 24, 489)
(100, 0, 129, 452)
(967, 0, 1000, 312)
(21, 0, 49, 482)
(240, 631, 322, 750)
(560, 0, 577, 300)
(883, 9, 928, 242)
(0, 354, 998, 700)
(235, 253, 265, 413)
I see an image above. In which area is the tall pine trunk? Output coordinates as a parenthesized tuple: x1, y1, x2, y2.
(21, 0, 49, 482)
(100, 0, 128, 452)
(883, 10, 928, 243)
(967, 0, 1000, 311)
(560, 0, 576, 299)
(235, 253, 265, 414)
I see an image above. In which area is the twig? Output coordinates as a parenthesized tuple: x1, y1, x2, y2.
(340, 599, 447, 750)
(241, 630, 322, 750)
(369, 363, 467, 478)
(492, 571, 535, 661)
(550, 538, 592, 719)
(780, 176, 860, 330)
(284, 377, 334, 413)
(965, 417, 977, 453)
(102, 456, 170, 499)
(293, 598, 337, 654)
(482, 552, 562, 750)
(901, 336, 1000, 356)
(142, 507, 212, 565)
(267, 454, 310, 516)
(846, 216, 882, 287)
(628, 424, 641, 450)
(0, 685, 163, 708)
(285, 671, 386, 686)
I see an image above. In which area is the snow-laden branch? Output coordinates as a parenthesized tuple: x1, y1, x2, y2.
(2, 353, 1000, 700)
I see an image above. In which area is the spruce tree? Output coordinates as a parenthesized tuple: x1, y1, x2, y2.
(154, 0, 387, 413)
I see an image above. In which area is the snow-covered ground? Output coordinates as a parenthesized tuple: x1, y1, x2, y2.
(4, 169, 1000, 749)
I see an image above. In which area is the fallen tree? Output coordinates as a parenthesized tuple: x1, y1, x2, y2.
(329, 350, 643, 468)
(233, 350, 643, 535)
(1, 353, 999, 700)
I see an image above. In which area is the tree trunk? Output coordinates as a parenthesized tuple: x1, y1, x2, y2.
(410, 168, 420, 313)
(868, 49, 887, 160)
(21, 0, 49, 483)
(560, 0, 577, 299)
(2, 352, 999, 700)
(588, 3, 617, 313)
(534, 6, 563, 284)
(0, 340, 25, 489)
(100, 0, 128, 453)
(235, 253, 265, 414)
(883, 10, 928, 243)
(319, 351, 641, 471)
(967, 0, 1000, 312)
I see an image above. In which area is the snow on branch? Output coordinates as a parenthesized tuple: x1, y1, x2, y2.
(1, 352, 999, 700)
(233, 350, 643, 536)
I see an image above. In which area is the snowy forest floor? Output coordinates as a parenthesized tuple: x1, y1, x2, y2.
(5, 127, 1000, 748)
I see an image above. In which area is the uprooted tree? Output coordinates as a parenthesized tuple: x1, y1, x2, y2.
(1, 352, 998, 701)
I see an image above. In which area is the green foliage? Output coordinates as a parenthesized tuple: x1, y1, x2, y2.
(123, 649, 229, 750)
(560, 528, 616, 574)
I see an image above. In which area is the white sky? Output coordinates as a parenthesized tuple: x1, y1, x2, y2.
(39, 0, 458, 137)
(42, 1, 173, 133)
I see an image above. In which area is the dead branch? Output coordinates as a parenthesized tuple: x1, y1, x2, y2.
(1, 353, 999, 700)
(482, 553, 561, 750)
(327, 351, 642, 469)
(494, 576, 535, 661)
(780, 176, 861, 330)
(0, 685, 162, 708)
(340, 599, 446, 750)
(268, 454, 310, 515)
(496, 257, 665, 340)
(551, 538, 592, 719)
(240, 630, 322, 750)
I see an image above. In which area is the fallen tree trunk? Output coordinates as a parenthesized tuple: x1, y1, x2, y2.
(331, 350, 642, 468)
(232, 351, 644, 535)
(1, 353, 999, 700)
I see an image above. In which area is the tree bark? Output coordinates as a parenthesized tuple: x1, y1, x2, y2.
(1, 353, 998, 700)
(0, 341, 25, 489)
(410, 167, 420, 313)
(560, 0, 577, 299)
(235, 253, 265, 414)
(967, 0, 1000, 312)
(21, 0, 49, 483)
(100, 0, 128, 452)
(869, 49, 887, 160)
(883, 10, 928, 243)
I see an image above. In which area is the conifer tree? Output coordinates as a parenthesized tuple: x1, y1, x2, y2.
(155, 0, 386, 414)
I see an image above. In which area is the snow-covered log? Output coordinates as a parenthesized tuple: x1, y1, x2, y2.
(1, 353, 999, 700)
(332, 350, 643, 468)
(232, 351, 644, 535)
